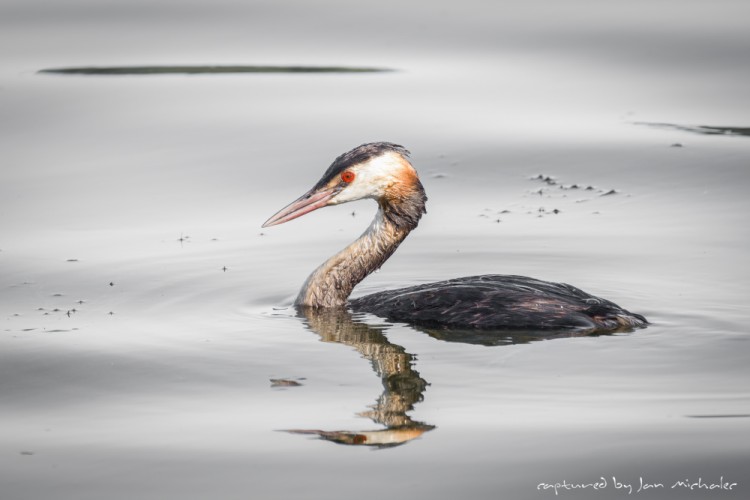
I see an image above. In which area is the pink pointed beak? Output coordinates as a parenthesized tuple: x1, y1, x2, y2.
(262, 186, 340, 227)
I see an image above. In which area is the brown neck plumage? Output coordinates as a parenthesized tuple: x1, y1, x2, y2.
(295, 180, 426, 308)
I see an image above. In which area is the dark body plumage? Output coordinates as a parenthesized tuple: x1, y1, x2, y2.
(351, 275, 647, 332)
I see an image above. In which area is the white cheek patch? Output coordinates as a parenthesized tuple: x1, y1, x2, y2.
(331, 182, 374, 204)
(330, 153, 403, 205)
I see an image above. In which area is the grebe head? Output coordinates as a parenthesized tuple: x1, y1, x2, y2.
(262, 142, 421, 228)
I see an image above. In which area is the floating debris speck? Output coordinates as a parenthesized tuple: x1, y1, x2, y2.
(271, 378, 305, 387)
(532, 174, 557, 185)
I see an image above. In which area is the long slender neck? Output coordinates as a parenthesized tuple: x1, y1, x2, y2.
(295, 185, 426, 308)
(295, 207, 409, 307)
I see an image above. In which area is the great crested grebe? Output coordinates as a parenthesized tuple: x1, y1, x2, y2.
(262, 142, 647, 332)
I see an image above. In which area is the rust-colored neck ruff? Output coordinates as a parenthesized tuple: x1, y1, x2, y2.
(295, 183, 426, 308)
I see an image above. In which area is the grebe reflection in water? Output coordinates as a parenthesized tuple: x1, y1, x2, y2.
(262, 142, 647, 333)
(286, 307, 433, 447)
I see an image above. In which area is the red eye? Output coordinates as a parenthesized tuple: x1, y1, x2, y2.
(341, 171, 356, 183)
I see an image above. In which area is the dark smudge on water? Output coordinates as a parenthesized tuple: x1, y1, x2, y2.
(38, 65, 395, 76)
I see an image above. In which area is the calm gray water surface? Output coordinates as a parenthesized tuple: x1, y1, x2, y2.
(2, 1, 749, 499)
